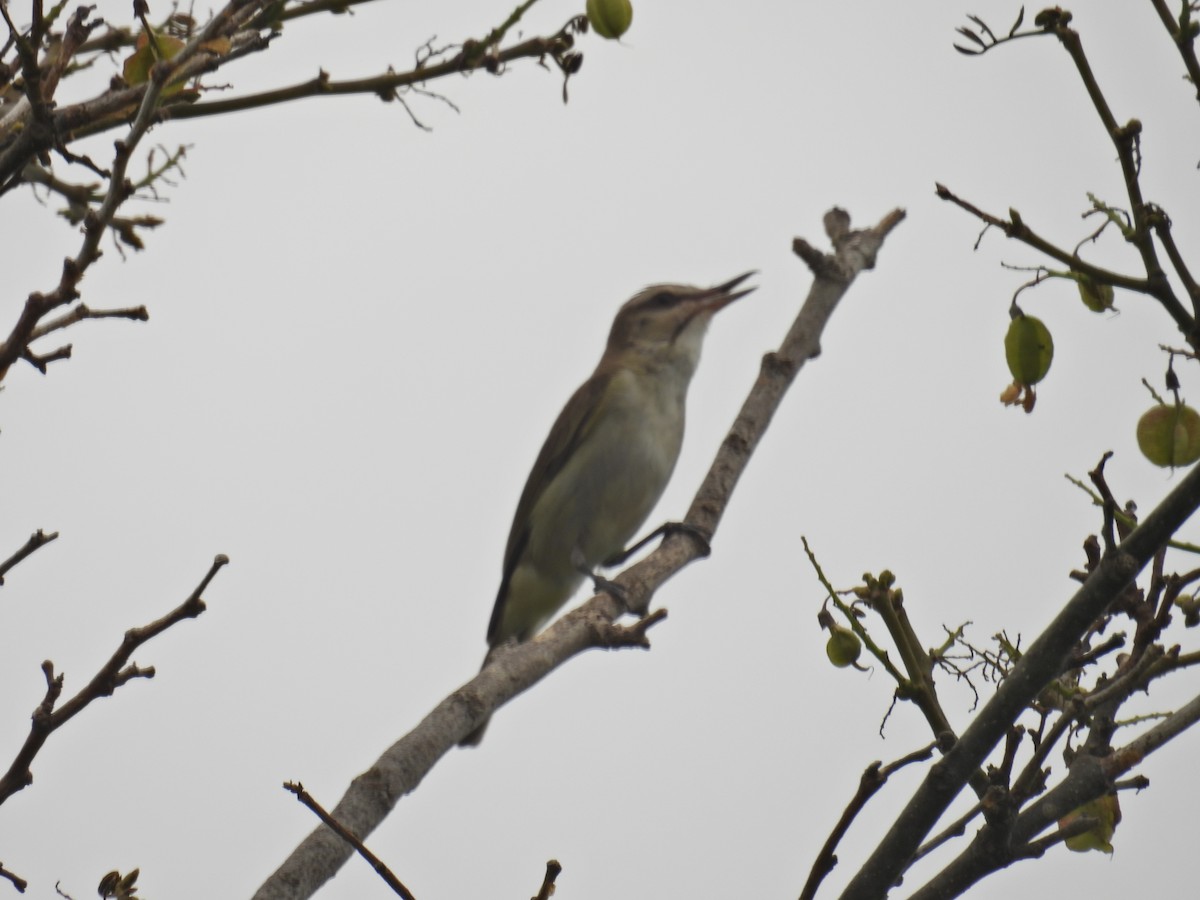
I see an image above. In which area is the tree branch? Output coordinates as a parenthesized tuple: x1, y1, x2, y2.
(159, 24, 579, 123)
(282, 781, 416, 900)
(837, 462, 1200, 900)
(0, 2, 585, 381)
(0, 0, 274, 381)
(250, 207, 906, 900)
(532, 860, 563, 900)
(0, 860, 27, 893)
(0, 529, 58, 586)
(0, 554, 228, 806)
(935, 183, 1195, 340)
(801, 742, 939, 900)
(907, 691, 1200, 899)
(27, 303, 149, 343)
(1039, 12, 1186, 329)
(1149, 0, 1200, 105)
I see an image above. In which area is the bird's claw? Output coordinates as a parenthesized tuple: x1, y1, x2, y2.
(660, 521, 712, 557)
(588, 571, 630, 606)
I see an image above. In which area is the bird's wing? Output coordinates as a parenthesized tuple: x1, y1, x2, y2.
(487, 370, 612, 643)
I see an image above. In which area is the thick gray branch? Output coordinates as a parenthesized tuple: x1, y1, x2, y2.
(250, 207, 905, 900)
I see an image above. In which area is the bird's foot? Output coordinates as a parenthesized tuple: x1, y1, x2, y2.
(570, 547, 632, 607)
(659, 521, 713, 557)
(601, 520, 712, 567)
(587, 570, 630, 606)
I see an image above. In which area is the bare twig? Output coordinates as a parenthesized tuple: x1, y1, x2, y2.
(1149, 0, 1200, 106)
(0, 860, 28, 893)
(283, 782, 416, 900)
(838, 461, 1200, 900)
(28, 304, 149, 342)
(532, 860, 562, 900)
(0, 3, 587, 379)
(952, 8, 1039, 55)
(935, 183, 1195, 342)
(0, 554, 228, 806)
(909, 801, 983, 866)
(160, 22, 578, 123)
(1149, 207, 1200, 315)
(0, 529, 59, 585)
(801, 742, 938, 900)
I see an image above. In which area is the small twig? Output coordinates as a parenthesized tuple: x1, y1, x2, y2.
(276, 0, 378, 24)
(1105, 690, 1200, 775)
(1038, 13, 1195, 344)
(1071, 634, 1125, 669)
(0, 860, 28, 893)
(994, 725, 1025, 786)
(28, 303, 149, 342)
(935, 183, 1194, 341)
(0, 528, 59, 585)
(910, 801, 983, 865)
(161, 20, 578, 123)
(839, 459, 1200, 900)
(532, 860, 562, 900)
(934, 184, 1151, 294)
(953, 7, 1040, 55)
(1087, 452, 1120, 550)
(589, 607, 668, 649)
(0, 4, 594, 383)
(1011, 706, 1076, 805)
(1064, 473, 1200, 555)
(21, 163, 101, 205)
(20, 343, 71, 373)
(471, 0, 542, 60)
(800, 742, 938, 900)
(1113, 774, 1151, 792)
(284, 781, 416, 900)
(0, 554, 228, 806)
(801, 538, 906, 684)
(0, 1, 264, 377)
(1149, 0, 1200, 109)
(1149, 208, 1200, 318)
(1011, 814, 1097, 860)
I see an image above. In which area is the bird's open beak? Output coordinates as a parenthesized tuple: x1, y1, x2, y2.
(697, 270, 758, 312)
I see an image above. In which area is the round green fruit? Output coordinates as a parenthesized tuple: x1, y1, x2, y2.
(1061, 794, 1120, 854)
(1004, 314, 1053, 386)
(1077, 277, 1115, 313)
(587, 0, 633, 39)
(1137, 403, 1200, 468)
(826, 627, 862, 669)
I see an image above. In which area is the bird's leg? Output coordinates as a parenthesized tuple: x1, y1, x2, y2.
(601, 521, 713, 567)
(570, 546, 629, 605)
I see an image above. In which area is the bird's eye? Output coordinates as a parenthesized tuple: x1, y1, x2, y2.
(648, 291, 674, 308)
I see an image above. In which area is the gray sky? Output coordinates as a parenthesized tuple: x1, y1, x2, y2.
(4, 1, 1199, 897)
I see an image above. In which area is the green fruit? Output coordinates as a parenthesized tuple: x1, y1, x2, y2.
(1077, 277, 1115, 313)
(587, 0, 633, 39)
(1061, 794, 1120, 854)
(1137, 403, 1200, 468)
(1004, 314, 1054, 386)
(825, 627, 862, 668)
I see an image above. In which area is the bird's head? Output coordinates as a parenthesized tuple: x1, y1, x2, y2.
(603, 271, 756, 374)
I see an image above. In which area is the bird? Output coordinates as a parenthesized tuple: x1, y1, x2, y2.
(460, 271, 756, 746)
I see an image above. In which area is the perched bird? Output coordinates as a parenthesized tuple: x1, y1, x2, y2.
(461, 272, 755, 746)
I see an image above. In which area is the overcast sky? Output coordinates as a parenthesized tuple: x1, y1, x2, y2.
(4, 1, 1200, 898)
